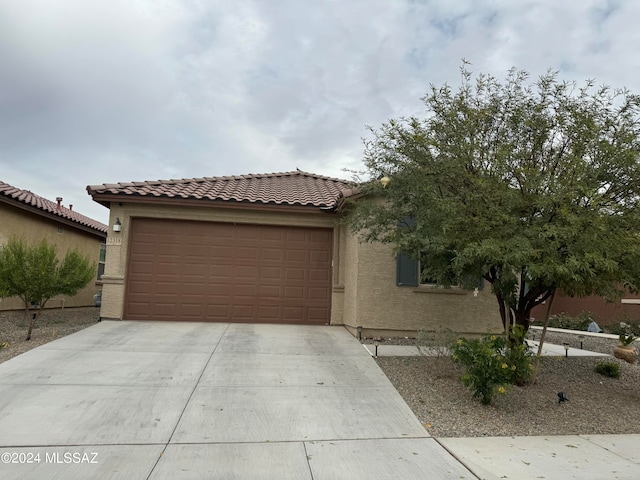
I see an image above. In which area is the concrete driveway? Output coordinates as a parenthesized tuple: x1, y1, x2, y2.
(0, 321, 473, 479)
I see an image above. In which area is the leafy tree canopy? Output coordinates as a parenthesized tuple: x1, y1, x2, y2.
(0, 237, 96, 340)
(347, 64, 640, 332)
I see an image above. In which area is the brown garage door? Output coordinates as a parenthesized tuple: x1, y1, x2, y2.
(124, 218, 332, 324)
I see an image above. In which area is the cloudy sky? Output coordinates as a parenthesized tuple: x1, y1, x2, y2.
(2, 0, 639, 223)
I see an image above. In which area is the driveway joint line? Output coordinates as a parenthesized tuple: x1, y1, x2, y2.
(302, 441, 316, 480)
(144, 322, 231, 480)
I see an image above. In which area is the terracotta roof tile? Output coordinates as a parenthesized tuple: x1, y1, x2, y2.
(0, 180, 108, 235)
(87, 171, 354, 209)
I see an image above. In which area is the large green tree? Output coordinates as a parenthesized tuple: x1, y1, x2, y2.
(348, 65, 640, 333)
(0, 237, 96, 340)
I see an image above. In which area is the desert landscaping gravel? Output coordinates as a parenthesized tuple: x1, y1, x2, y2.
(1, 308, 639, 438)
(376, 331, 640, 438)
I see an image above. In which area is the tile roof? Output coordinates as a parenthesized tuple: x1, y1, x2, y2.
(87, 171, 354, 209)
(0, 180, 108, 235)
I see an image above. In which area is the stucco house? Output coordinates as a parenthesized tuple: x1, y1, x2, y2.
(0, 180, 108, 311)
(87, 171, 502, 336)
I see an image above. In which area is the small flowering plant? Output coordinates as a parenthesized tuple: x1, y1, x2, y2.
(452, 327, 534, 405)
(618, 333, 637, 347)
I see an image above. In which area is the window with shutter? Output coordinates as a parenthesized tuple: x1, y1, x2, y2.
(396, 252, 419, 286)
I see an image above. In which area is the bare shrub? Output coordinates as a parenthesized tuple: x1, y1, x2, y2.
(416, 327, 457, 377)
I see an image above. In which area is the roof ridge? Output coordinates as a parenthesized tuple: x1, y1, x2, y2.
(88, 170, 352, 191)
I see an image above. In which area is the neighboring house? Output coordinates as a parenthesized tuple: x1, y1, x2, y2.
(87, 171, 502, 336)
(531, 292, 640, 324)
(0, 181, 108, 311)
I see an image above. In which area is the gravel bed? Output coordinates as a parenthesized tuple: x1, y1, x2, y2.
(0, 307, 99, 364)
(376, 330, 640, 438)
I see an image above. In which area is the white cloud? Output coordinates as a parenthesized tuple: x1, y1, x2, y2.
(1, 0, 640, 222)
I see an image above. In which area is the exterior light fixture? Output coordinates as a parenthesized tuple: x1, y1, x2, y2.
(563, 342, 570, 357)
(373, 338, 381, 358)
(380, 176, 391, 188)
(578, 335, 584, 350)
(113, 218, 122, 233)
(357, 325, 363, 341)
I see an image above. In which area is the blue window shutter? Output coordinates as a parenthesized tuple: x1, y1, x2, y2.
(396, 252, 419, 286)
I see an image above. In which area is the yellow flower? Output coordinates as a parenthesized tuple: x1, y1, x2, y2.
(511, 365, 517, 371)
(498, 386, 506, 394)
(501, 363, 508, 369)
(490, 335, 496, 340)
(457, 339, 463, 345)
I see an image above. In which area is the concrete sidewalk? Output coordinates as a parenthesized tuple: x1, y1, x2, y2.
(363, 340, 610, 357)
(0, 321, 637, 479)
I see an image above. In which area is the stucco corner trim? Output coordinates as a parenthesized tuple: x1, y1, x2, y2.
(99, 275, 125, 285)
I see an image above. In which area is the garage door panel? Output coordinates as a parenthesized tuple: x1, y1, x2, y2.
(309, 269, 330, 281)
(258, 285, 280, 298)
(310, 250, 331, 263)
(236, 246, 259, 260)
(208, 285, 232, 297)
(210, 265, 234, 278)
(282, 307, 304, 321)
(308, 287, 330, 300)
(206, 304, 230, 318)
(285, 250, 307, 263)
(130, 261, 154, 274)
(236, 266, 258, 279)
(284, 286, 305, 299)
(257, 306, 279, 319)
(285, 268, 305, 280)
(307, 307, 330, 320)
(262, 228, 285, 241)
(232, 305, 256, 318)
(127, 279, 153, 294)
(262, 248, 284, 261)
(234, 284, 257, 297)
(125, 219, 331, 324)
(260, 266, 283, 280)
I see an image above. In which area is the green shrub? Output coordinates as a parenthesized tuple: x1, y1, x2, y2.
(533, 312, 594, 331)
(594, 361, 621, 379)
(607, 321, 640, 337)
(451, 327, 534, 405)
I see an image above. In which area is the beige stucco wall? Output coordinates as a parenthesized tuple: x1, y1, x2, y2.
(0, 203, 104, 311)
(99, 200, 502, 335)
(100, 202, 342, 320)
(342, 234, 503, 336)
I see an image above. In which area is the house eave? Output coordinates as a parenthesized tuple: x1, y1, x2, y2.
(0, 196, 107, 239)
(89, 193, 341, 215)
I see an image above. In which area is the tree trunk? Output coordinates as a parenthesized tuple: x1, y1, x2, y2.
(532, 290, 556, 383)
(24, 302, 43, 341)
(514, 307, 530, 332)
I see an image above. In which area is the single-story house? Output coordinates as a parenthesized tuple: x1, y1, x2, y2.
(87, 171, 502, 336)
(0, 180, 108, 310)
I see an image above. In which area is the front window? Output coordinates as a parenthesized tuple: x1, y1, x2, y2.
(98, 243, 106, 279)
